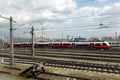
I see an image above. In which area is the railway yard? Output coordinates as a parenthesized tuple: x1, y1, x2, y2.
(1, 0, 120, 80)
(0, 47, 120, 80)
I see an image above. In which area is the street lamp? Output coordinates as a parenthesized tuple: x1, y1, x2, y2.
(0, 15, 15, 65)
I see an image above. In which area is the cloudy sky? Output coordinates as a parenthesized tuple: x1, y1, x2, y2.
(0, 0, 120, 39)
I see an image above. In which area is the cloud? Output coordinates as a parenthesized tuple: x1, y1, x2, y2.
(96, 2, 120, 24)
(0, 0, 76, 24)
(0, 0, 120, 39)
(97, 0, 107, 2)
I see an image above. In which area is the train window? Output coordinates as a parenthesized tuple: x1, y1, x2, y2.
(103, 43, 106, 45)
(76, 44, 89, 46)
(96, 44, 101, 46)
(53, 44, 60, 45)
(63, 44, 71, 45)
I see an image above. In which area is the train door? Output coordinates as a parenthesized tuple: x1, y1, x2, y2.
(90, 43, 94, 49)
(72, 43, 75, 48)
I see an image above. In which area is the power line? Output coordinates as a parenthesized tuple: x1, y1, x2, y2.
(57, 10, 120, 21)
(34, 23, 120, 33)
(1, 11, 119, 30)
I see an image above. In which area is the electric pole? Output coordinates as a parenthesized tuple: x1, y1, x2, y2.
(41, 27, 46, 41)
(10, 16, 14, 65)
(0, 15, 14, 65)
(31, 26, 34, 56)
(115, 32, 117, 41)
(62, 32, 63, 41)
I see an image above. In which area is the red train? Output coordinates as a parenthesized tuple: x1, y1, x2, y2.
(7, 41, 110, 49)
(49, 42, 110, 49)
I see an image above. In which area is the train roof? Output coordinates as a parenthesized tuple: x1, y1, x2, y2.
(73, 41, 108, 43)
(36, 42, 50, 44)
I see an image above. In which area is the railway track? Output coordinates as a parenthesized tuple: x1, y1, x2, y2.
(0, 48, 120, 75)
(1, 50, 120, 63)
(1, 48, 120, 55)
(1, 54, 120, 75)
(1, 49, 120, 63)
(14, 50, 120, 59)
(34, 52, 120, 63)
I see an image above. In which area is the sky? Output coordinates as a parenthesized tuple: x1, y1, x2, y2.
(0, 0, 120, 39)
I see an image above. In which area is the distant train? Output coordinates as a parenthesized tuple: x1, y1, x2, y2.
(108, 41, 120, 47)
(6, 41, 110, 49)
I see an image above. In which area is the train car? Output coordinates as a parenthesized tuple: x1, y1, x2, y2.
(61, 42, 73, 48)
(49, 42, 61, 48)
(108, 41, 120, 47)
(93, 42, 110, 49)
(28, 42, 39, 48)
(8, 41, 110, 49)
(14, 43, 22, 47)
(74, 42, 90, 48)
(37, 42, 50, 48)
(21, 42, 30, 47)
(4, 42, 10, 47)
(74, 41, 110, 49)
